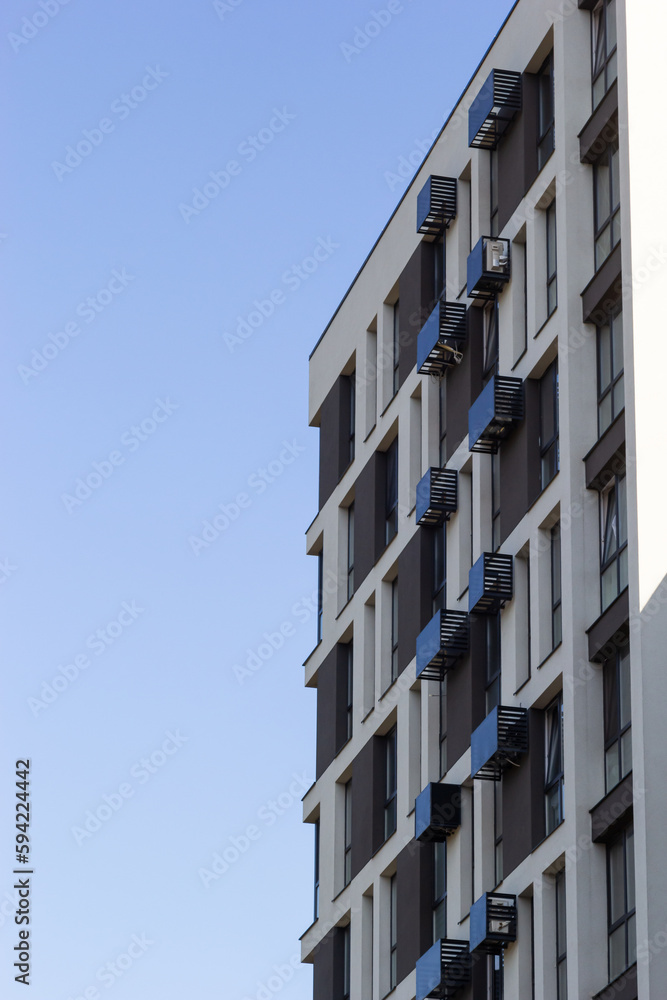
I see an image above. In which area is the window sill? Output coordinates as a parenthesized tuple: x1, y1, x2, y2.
(335, 595, 353, 621)
(537, 641, 562, 671)
(533, 306, 557, 340)
(592, 962, 637, 1000)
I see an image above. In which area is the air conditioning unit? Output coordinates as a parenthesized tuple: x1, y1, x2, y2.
(485, 239, 509, 273)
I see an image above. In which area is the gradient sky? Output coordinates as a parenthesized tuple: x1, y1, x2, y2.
(0, 1, 516, 997)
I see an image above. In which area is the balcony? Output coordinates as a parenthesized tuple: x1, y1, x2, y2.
(469, 893, 518, 953)
(417, 175, 458, 238)
(416, 468, 458, 526)
(468, 69, 522, 149)
(416, 610, 470, 681)
(468, 375, 524, 454)
(470, 706, 528, 781)
(415, 783, 462, 842)
(417, 300, 467, 377)
(468, 552, 513, 614)
(416, 939, 471, 1000)
(466, 236, 511, 301)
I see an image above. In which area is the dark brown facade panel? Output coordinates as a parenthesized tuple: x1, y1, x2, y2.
(318, 378, 343, 508)
(584, 411, 625, 490)
(445, 306, 485, 461)
(579, 80, 619, 164)
(590, 771, 634, 843)
(312, 927, 344, 1000)
(316, 647, 339, 780)
(499, 378, 540, 544)
(587, 589, 629, 663)
(446, 615, 487, 765)
(502, 709, 546, 876)
(396, 840, 434, 984)
(581, 241, 622, 324)
(354, 452, 383, 589)
(350, 736, 386, 878)
(592, 963, 638, 1000)
(497, 73, 540, 233)
(398, 242, 437, 387)
(397, 531, 434, 676)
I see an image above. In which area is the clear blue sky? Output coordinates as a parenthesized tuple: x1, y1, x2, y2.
(0, 1, 516, 996)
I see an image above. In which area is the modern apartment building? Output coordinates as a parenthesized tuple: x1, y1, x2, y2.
(300, 1, 667, 998)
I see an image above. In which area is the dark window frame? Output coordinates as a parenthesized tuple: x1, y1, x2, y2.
(438, 675, 448, 779)
(347, 502, 355, 602)
(385, 438, 399, 546)
(317, 551, 324, 643)
(539, 360, 559, 491)
(603, 642, 632, 793)
(494, 778, 503, 886)
(314, 819, 320, 921)
(438, 377, 447, 468)
(600, 472, 628, 612)
(392, 301, 400, 398)
(390, 578, 399, 684)
(592, 0, 618, 110)
(345, 642, 354, 744)
(597, 307, 624, 438)
(434, 237, 445, 301)
(607, 824, 636, 981)
(556, 869, 567, 1000)
(384, 727, 398, 841)
(483, 299, 500, 380)
(545, 694, 564, 835)
(433, 523, 446, 615)
(546, 200, 557, 317)
(593, 141, 621, 271)
(491, 451, 501, 554)
(433, 839, 447, 942)
(389, 872, 398, 990)
(538, 51, 555, 171)
(490, 147, 499, 237)
(551, 522, 562, 650)
(485, 613, 501, 716)
(344, 779, 352, 887)
(343, 923, 351, 1000)
(348, 372, 356, 465)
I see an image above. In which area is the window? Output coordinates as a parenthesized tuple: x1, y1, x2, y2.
(433, 524, 446, 615)
(600, 473, 628, 611)
(317, 551, 323, 643)
(545, 695, 564, 835)
(546, 201, 557, 316)
(345, 642, 354, 743)
(491, 451, 501, 553)
(607, 825, 636, 980)
(483, 301, 499, 378)
(592, 0, 618, 109)
(485, 614, 501, 715)
(344, 780, 352, 887)
(604, 643, 631, 792)
(384, 728, 397, 841)
(313, 820, 320, 921)
(391, 579, 399, 683)
(385, 438, 399, 545)
(433, 840, 447, 942)
(389, 874, 398, 990)
(556, 870, 567, 1000)
(597, 308, 624, 437)
(488, 953, 504, 1000)
(551, 523, 562, 649)
(438, 377, 447, 467)
(539, 361, 559, 490)
(494, 779, 503, 886)
(343, 924, 351, 1000)
(490, 148, 499, 237)
(434, 238, 445, 301)
(438, 676, 448, 778)
(538, 52, 555, 171)
(347, 372, 356, 465)
(594, 142, 620, 270)
(392, 301, 400, 397)
(347, 503, 355, 601)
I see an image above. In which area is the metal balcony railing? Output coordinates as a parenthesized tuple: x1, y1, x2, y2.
(416, 939, 472, 1000)
(470, 706, 529, 781)
(466, 236, 511, 301)
(416, 468, 458, 526)
(417, 300, 467, 377)
(416, 610, 470, 681)
(417, 175, 458, 237)
(415, 783, 462, 842)
(468, 70, 522, 150)
(468, 376, 524, 455)
(469, 892, 518, 953)
(468, 552, 513, 614)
